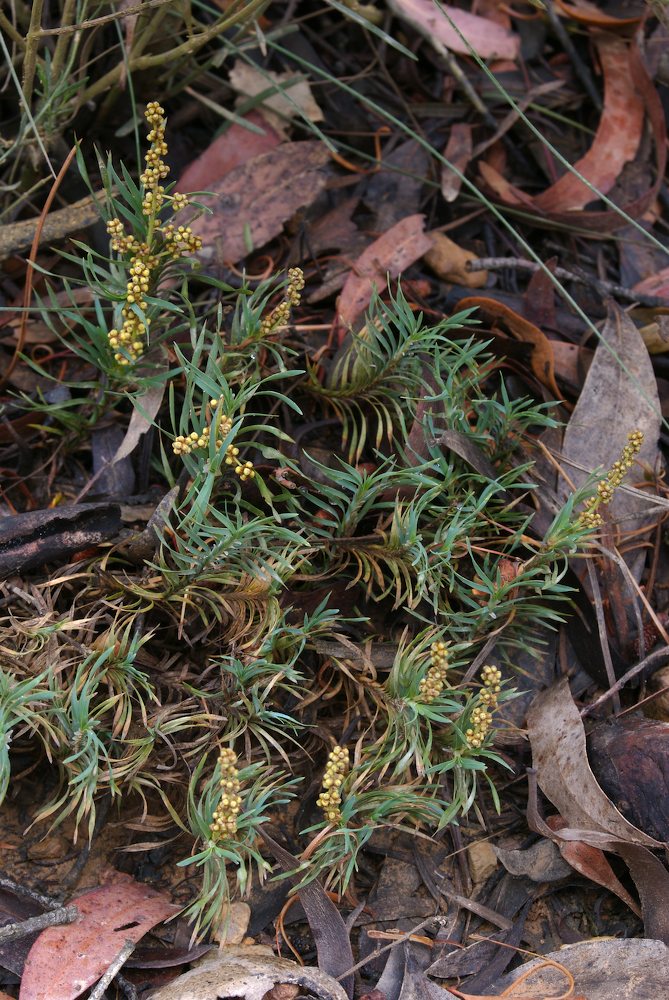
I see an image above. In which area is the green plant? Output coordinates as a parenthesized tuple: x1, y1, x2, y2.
(5, 103, 644, 942)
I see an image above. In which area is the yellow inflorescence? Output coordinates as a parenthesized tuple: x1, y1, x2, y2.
(418, 639, 450, 702)
(578, 430, 644, 530)
(105, 103, 202, 365)
(465, 664, 502, 749)
(260, 267, 305, 336)
(172, 396, 255, 481)
(210, 747, 242, 840)
(316, 745, 349, 824)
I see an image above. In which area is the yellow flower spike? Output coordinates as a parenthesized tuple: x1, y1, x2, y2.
(577, 429, 644, 530)
(210, 747, 242, 841)
(418, 639, 450, 703)
(317, 745, 349, 824)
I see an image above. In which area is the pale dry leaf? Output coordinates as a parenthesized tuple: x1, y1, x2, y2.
(494, 840, 573, 882)
(558, 302, 661, 539)
(147, 945, 348, 1000)
(491, 938, 669, 1000)
(423, 231, 487, 287)
(112, 381, 165, 465)
(228, 62, 323, 138)
(527, 677, 661, 848)
(441, 123, 472, 202)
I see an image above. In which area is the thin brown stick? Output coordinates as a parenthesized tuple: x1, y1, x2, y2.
(0, 905, 78, 944)
(0, 143, 78, 391)
(37, 0, 180, 35)
(581, 646, 669, 717)
(88, 940, 135, 1000)
(466, 256, 668, 308)
(0, 189, 105, 260)
(336, 916, 447, 980)
(586, 558, 620, 714)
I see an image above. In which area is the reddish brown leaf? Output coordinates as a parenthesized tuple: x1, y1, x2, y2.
(456, 296, 561, 398)
(387, 0, 519, 60)
(555, 0, 643, 27)
(190, 141, 330, 267)
(478, 38, 665, 231)
(336, 215, 432, 339)
(534, 34, 644, 212)
(546, 815, 641, 916)
(20, 882, 177, 1000)
(176, 111, 281, 191)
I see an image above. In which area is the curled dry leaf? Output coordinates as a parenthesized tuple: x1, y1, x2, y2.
(555, 0, 643, 27)
(478, 37, 665, 231)
(423, 232, 487, 288)
(456, 296, 560, 398)
(148, 945, 349, 1000)
(387, 0, 519, 60)
(335, 214, 433, 339)
(527, 678, 661, 849)
(533, 34, 643, 213)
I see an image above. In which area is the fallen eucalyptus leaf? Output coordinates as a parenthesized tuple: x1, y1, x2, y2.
(147, 945, 348, 1000)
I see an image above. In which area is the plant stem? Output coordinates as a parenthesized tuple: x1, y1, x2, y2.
(20, 0, 44, 107)
(78, 0, 270, 104)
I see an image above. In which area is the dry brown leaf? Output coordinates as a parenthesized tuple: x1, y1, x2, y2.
(228, 62, 324, 137)
(527, 678, 661, 848)
(387, 0, 519, 60)
(533, 34, 644, 212)
(423, 232, 487, 287)
(176, 111, 281, 192)
(441, 124, 472, 202)
(558, 303, 661, 541)
(191, 141, 330, 267)
(336, 214, 433, 338)
(456, 296, 561, 398)
(545, 815, 642, 917)
(490, 939, 669, 999)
